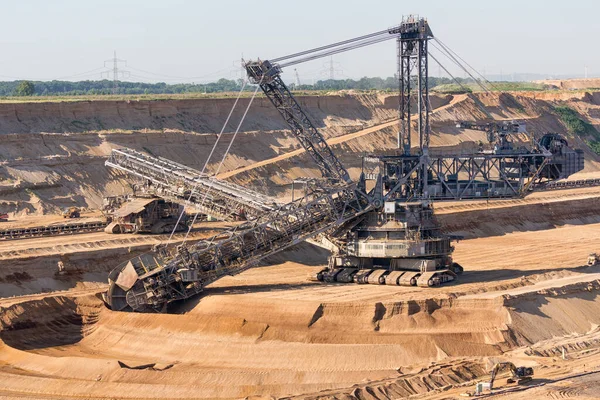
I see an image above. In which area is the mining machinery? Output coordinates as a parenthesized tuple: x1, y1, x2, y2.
(62, 207, 81, 219)
(104, 196, 188, 234)
(106, 148, 278, 221)
(489, 362, 534, 389)
(457, 120, 583, 181)
(103, 16, 584, 312)
(472, 362, 533, 395)
(457, 120, 527, 153)
(456, 120, 582, 162)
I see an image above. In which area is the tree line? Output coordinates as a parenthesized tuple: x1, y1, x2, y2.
(1, 76, 465, 97)
(295, 76, 458, 91)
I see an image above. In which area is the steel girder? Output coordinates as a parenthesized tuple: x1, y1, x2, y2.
(112, 184, 371, 311)
(106, 148, 278, 220)
(380, 152, 555, 201)
(397, 19, 431, 155)
(246, 64, 351, 184)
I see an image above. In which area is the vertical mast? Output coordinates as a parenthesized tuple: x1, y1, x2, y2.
(395, 16, 433, 156)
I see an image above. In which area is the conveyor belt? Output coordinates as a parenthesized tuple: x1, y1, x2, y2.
(106, 148, 279, 221)
(536, 178, 600, 191)
(0, 220, 107, 240)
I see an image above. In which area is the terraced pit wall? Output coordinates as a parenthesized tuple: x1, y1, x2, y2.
(1, 91, 599, 215)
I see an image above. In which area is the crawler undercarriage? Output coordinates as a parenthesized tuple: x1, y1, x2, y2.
(315, 268, 459, 288)
(315, 200, 462, 287)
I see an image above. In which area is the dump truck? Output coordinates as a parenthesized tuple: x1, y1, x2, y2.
(62, 207, 81, 218)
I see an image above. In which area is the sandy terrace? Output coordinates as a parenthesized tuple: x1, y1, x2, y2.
(0, 214, 599, 399)
(1, 91, 600, 399)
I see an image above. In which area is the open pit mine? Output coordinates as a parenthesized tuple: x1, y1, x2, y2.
(1, 16, 600, 400)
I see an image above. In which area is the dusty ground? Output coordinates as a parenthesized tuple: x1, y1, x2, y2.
(1, 90, 600, 399)
(0, 220, 236, 299)
(1, 188, 600, 399)
(0, 211, 103, 229)
(1, 218, 600, 399)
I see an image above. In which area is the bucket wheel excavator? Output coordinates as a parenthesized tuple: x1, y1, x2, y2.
(103, 16, 584, 312)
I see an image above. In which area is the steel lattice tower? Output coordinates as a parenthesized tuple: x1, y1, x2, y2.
(393, 16, 433, 155)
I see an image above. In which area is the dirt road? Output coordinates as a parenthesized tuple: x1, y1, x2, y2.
(0, 221, 235, 260)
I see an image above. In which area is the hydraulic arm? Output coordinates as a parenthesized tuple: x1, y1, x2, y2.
(489, 362, 533, 389)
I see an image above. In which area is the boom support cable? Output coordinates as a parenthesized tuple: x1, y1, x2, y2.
(271, 29, 390, 63)
(430, 41, 491, 93)
(279, 35, 395, 68)
(429, 52, 473, 93)
(434, 38, 500, 91)
(181, 79, 264, 244)
(433, 38, 522, 118)
(165, 79, 249, 245)
(164, 29, 397, 245)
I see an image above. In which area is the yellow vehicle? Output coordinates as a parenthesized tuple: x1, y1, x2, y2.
(472, 362, 533, 395)
(62, 207, 81, 219)
(489, 362, 533, 389)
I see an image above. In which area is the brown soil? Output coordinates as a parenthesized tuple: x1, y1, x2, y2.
(1, 90, 599, 212)
(1, 92, 600, 399)
(1, 217, 600, 399)
(534, 78, 600, 90)
(0, 221, 235, 299)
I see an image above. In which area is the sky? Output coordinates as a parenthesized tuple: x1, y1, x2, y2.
(0, 0, 597, 83)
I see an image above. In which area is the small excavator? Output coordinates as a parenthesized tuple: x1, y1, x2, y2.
(489, 362, 534, 388)
(468, 362, 534, 396)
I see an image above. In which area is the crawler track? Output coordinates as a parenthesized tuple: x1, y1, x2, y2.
(0, 220, 108, 240)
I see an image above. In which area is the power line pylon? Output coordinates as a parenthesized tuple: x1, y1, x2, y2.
(320, 56, 343, 81)
(102, 51, 130, 94)
(330, 57, 335, 80)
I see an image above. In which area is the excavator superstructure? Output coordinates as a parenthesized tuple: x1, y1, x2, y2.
(458, 120, 527, 152)
(103, 16, 584, 312)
